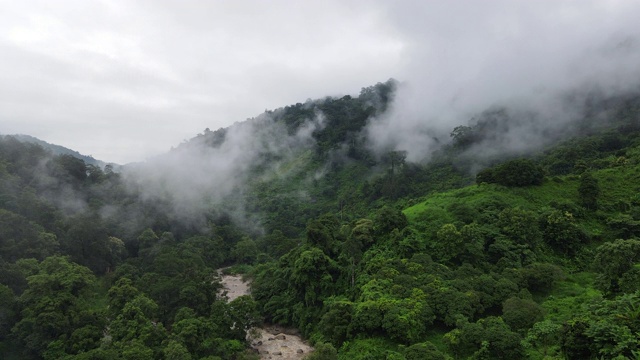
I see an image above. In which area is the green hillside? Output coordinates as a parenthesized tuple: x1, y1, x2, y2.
(247, 90, 640, 359)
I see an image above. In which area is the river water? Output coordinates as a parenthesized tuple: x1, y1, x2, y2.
(218, 271, 314, 359)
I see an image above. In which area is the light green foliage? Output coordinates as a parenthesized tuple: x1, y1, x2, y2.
(338, 338, 402, 360)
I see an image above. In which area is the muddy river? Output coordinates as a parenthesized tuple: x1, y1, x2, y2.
(218, 271, 314, 359)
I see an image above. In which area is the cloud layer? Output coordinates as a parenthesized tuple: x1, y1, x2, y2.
(2, 1, 639, 165)
(122, 109, 325, 229)
(0, 0, 400, 164)
(366, 1, 640, 161)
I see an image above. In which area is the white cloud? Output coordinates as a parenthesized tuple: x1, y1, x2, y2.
(0, 0, 401, 164)
(1, 1, 639, 164)
(364, 0, 640, 161)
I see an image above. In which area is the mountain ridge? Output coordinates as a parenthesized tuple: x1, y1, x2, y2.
(5, 133, 108, 168)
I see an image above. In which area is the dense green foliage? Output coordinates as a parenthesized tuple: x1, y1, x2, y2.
(2, 82, 640, 359)
(475, 158, 545, 187)
(246, 90, 640, 359)
(0, 135, 262, 359)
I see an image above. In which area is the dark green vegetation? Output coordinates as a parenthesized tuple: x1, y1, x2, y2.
(9, 134, 107, 168)
(0, 136, 262, 359)
(2, 80, 640, 359)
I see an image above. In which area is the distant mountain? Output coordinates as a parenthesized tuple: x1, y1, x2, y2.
(8, 134, 108, 167)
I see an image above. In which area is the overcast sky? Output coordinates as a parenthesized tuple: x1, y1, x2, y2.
(1, 0, 639, 164)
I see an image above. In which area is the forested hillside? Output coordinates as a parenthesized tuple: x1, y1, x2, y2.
(1, 80, 640, 359)
(9, 134, 107, 168)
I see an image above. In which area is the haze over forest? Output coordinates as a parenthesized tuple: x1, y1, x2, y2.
(2, 1, 639, 164)
(2, 2, 640, 360)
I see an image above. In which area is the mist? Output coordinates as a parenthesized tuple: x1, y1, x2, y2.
(365, 1, 640, 163)
(91, 1, 640, 233)
(121, 109, 326, 231)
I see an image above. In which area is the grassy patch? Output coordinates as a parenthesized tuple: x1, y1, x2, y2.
(403, 180, 578, 228)
(540, 272, 601, 323)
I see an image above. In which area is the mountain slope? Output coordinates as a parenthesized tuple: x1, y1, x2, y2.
(9, 134, 107, 167)
(1, 80, 640, 359)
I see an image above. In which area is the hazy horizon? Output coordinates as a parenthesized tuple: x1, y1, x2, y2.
(2, 0, 639, 164)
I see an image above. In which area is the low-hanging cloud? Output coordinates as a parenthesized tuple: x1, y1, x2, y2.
(121, 109, 326, 230)
(365, 0, 640, 163)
